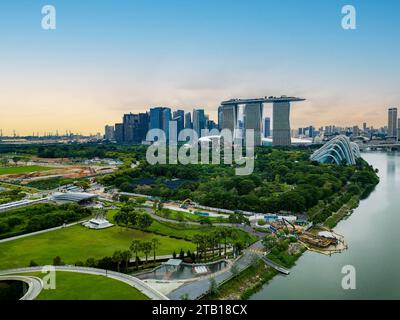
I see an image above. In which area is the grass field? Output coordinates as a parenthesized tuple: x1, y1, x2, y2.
(0, 224, 195, 270)
(16, 271, 149, 300)
(0, 166, 53, 175)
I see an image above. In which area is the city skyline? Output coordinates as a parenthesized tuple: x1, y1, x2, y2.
(1, 0, 400, 135)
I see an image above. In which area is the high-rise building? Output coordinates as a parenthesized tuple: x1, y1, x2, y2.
(363, 122, 367, 132)
(104, 125, 115, 141)
(123, 113, 139, 143)
(264, 117, 271, 137)
(173, 110, 185, 134)
(193, 109, 206, 137)
(162, 108, 172, 141)
(184, 112, 192, 129)
(388, 107, 398, 139)
(273, 101, 291, 146)
(398, 119, 400, 142)
(138, 112, 150, 142)
(244, 103, 263, 146)
(219, 105, 238, 133)
(114, 123, 124, 143)
(149, 107, 171, 141)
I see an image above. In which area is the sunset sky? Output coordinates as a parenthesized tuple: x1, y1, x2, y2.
(1, 0, 400, 135)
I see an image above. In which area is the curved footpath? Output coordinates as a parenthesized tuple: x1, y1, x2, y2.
(141, 208, 266, 238)
(0, 266, 168, 300)
(0, 275, 43, 300)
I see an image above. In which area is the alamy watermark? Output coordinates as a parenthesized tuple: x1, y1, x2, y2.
(41, 265, 56, 290)
(342, 5, 356, 30)
(341, 265, 356, 290)
(145, 123, 255, 176)
(41, 5, 56, 30)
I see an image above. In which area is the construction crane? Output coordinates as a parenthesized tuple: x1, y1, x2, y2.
(282, 218, 298, 237)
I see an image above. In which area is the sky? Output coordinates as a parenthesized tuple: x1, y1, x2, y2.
(0, 0, 400, 135)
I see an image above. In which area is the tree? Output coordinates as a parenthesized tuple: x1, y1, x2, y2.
(12, 156, 22, 166)
(0, 157, 8, 167)
(74, 180, 90, 191)
(130, 240, 143, 270)
(112, 250, 123, 272)
(142, 241, 153, 264)
(179, 248, 185, 260)
(209, 277, 219, 295)
(53, 256, 64, 266)
(121, 250, 132, 272)
(193, 234, 202, 259)
(29, 260, 38, 267)
(262, 235, 277, 251)
(151, 238, 160, 263)
(114, 210, 130, 229)
(137, 213, 153, 229)
(119, 195, 130, 203)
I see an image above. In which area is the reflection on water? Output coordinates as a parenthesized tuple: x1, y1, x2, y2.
(251, 151, 400, 300)
(137, 261, 227, 281)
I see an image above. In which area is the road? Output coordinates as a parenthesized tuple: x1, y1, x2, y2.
(0, 266, 168, 300)
(0, 275, 43, 300)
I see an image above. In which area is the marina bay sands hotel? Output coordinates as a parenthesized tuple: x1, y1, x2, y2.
(219, 96, 305, 146)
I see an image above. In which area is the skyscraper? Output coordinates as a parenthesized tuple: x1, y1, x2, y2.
(114, 123, 124, 143)
(193, 109, 206, 137)
(184, 112, 192, 129)
(173, 110, 185, 134)
(162, 108, 172, 141)
(104, 125, 115, 141)
(264, 117, 271, 137)
(273, 101, 291, 146)
(244, 103, 263, 146)
(219, 105, 237, 133)
(388, 107, 398, 139)
(123, 113, 139, 143)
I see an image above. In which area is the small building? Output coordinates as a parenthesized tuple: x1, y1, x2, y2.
(51, 192, 98, 204)
(83, 217, 113, 229)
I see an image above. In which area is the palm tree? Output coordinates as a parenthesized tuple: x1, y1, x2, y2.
(142, 241, 152, 265)
(112, 250, 123, 272)
(130, 240, 143, 270)
(192, 234, 202, 259)
(151, 238, 160, 263)
(121, 250, 132, 272)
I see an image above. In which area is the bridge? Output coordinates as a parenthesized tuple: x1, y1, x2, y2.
(258, 254, 290, 275)
(358, 143, 400, 151)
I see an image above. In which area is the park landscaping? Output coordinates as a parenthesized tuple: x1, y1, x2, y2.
(0, 166, 52, 175)
(16, 271, 149, 300)
(0, 224, 195, 270)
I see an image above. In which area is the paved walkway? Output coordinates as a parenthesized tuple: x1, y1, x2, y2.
(141, 207, 265, 238)
(0, 266, 168, 300)
(0, 275, 43, 300)
(167, 242, 262, 300)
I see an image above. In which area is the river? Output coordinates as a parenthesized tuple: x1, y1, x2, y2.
(251, 151, 400, 300)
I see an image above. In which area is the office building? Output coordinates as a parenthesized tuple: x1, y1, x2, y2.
(244, 103, 263, 146)
(193, 108, 206, 137)
(184, 112, 192, 129)
(114, 123, 124, 143)
(388, 107, 398, 139)
(104, 125, 115, 141)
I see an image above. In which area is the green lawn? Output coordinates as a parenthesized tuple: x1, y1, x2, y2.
(0, 224, 195, 270)
(16, 271, 149, 300)
(0, 166, 53, 175)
